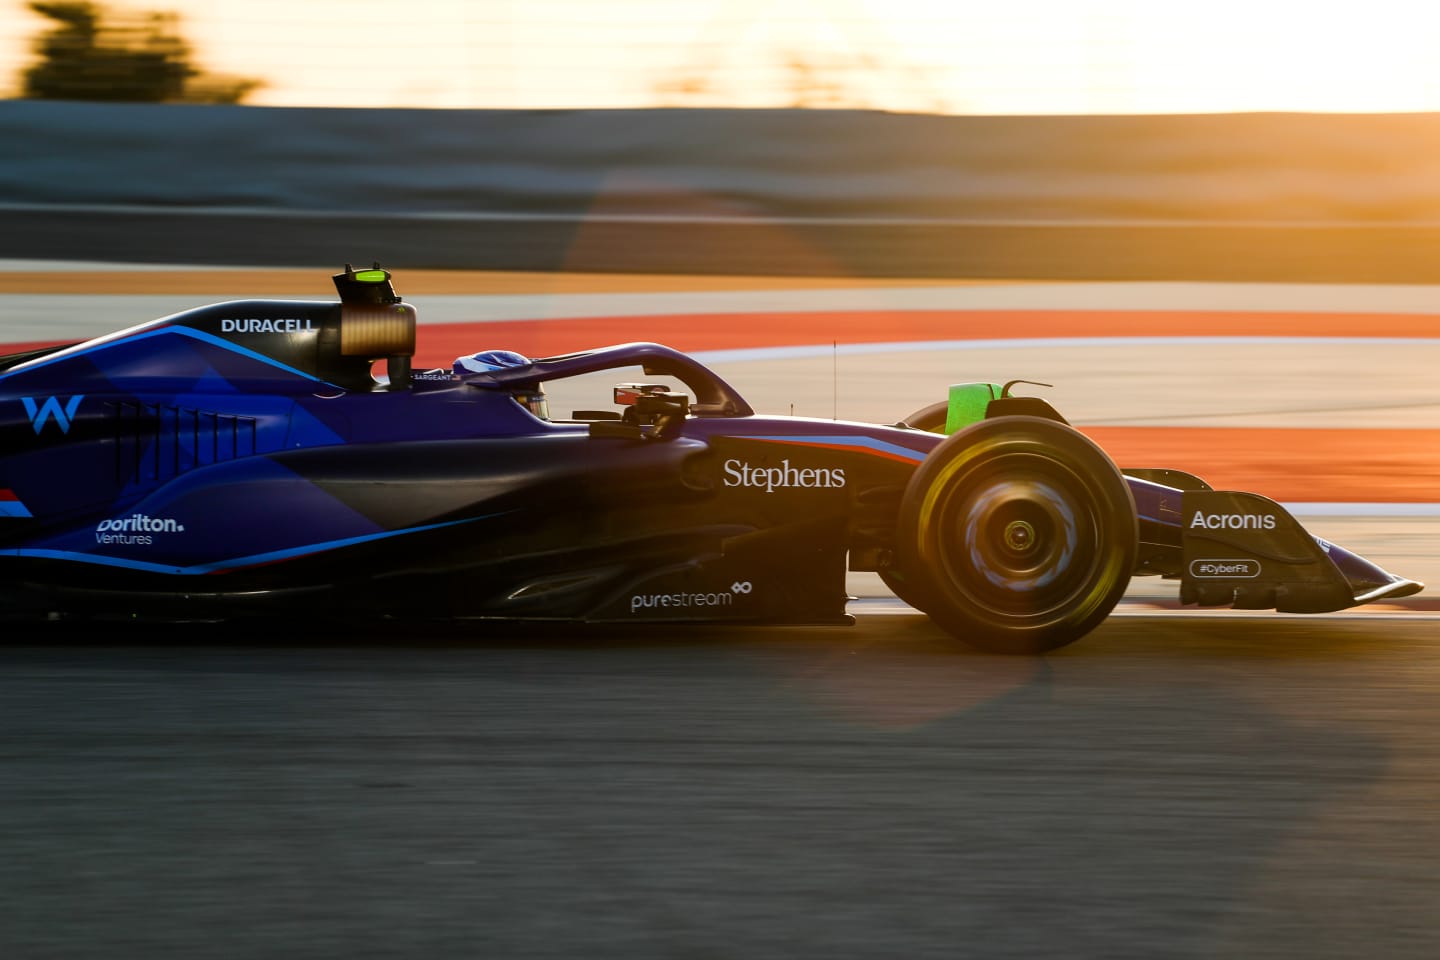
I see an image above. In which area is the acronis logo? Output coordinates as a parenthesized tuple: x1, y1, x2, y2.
(21, 395, 84, 435)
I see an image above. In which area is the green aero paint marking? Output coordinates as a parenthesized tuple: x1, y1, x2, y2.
(945, 382, 1002, 434)
(354, 270, 388, 283)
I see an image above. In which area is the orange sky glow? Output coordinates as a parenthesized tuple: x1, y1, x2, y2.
(3, 0, 1440, 114)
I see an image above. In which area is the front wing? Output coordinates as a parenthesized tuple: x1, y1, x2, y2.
(1179, 490, 1422, 611)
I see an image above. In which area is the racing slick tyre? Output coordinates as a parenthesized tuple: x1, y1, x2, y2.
(892, 416, 1137, 654)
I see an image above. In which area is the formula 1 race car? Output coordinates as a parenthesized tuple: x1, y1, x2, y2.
(0, 266, 1423, 652)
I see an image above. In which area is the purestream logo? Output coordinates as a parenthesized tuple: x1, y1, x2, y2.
(1188, 512, 1277, 531)
(95, 513, 186, 547)
(722, 459, 845, 494)
(630, 581, 753, 614)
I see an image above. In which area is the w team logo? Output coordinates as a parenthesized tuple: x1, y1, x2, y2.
(21, 395, 84, 435)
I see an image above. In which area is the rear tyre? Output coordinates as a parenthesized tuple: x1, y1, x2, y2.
(893, 416, 1137, 654)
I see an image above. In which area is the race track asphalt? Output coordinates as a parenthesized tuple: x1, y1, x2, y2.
(2, 267, 1438, 958)
(4, 613, 1440, 960)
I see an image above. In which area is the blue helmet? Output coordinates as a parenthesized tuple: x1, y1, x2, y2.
(453, 350, 531, 375)
(453, 350, 547, 419)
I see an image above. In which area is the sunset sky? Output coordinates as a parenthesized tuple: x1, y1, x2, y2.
(4, 0, 1440, 114)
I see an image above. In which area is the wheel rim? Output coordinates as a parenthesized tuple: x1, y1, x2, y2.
(934, 453, 1097, 620)
(897, 416, 1138, 652)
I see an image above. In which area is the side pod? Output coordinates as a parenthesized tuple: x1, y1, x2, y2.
(1180, 490, 1422, 612)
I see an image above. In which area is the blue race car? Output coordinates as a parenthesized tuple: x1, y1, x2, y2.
(0, 266, 1422, 652)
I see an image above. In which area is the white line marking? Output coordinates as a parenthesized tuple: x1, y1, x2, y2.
(847, 598, 1440, 622)
(1282, 503, 1440, 517)
(692, 336, 1440, 366)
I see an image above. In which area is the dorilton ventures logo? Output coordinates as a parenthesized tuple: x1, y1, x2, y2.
(22, 395, 84, 435)
(722, 459, 845, 494)
(1188, 511, 1277, 531)
(95, 513, 186, 547)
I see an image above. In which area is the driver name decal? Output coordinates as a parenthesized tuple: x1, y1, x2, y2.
(723, 459, 845, 493)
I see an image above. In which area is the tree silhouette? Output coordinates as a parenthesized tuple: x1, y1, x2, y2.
(23, 2, 261, 104)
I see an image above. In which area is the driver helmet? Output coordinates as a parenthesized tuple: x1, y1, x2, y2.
(452, 350, 547, 420)
(511, 387, 549, 420)
(453, 350, 531, 374)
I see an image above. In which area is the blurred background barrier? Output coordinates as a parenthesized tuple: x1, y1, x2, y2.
(9, 100, 1440, 278)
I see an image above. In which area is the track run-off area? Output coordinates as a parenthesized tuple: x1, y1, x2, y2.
(3, 264, 1437, 505)
(2, 264, 1439, 958)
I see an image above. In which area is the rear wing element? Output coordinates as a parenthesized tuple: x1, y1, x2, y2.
(1180, 490, 1422, 612)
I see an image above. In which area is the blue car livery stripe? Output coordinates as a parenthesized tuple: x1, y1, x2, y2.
(0, 489, 33, 517)
(743, 435, 928, 464)
(8, 515, 491, 576)
(0, 325, 340, 388)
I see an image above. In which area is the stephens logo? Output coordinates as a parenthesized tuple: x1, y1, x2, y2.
(95, 513, 186, 547)
(1190, 559, 1262, 579)
(1188, 511, 1277, 531)
(723, 459, 845, 494)
(220, 318, 315, 334)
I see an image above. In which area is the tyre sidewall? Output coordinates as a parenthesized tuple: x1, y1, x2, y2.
(895, 416, 1137, 654)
